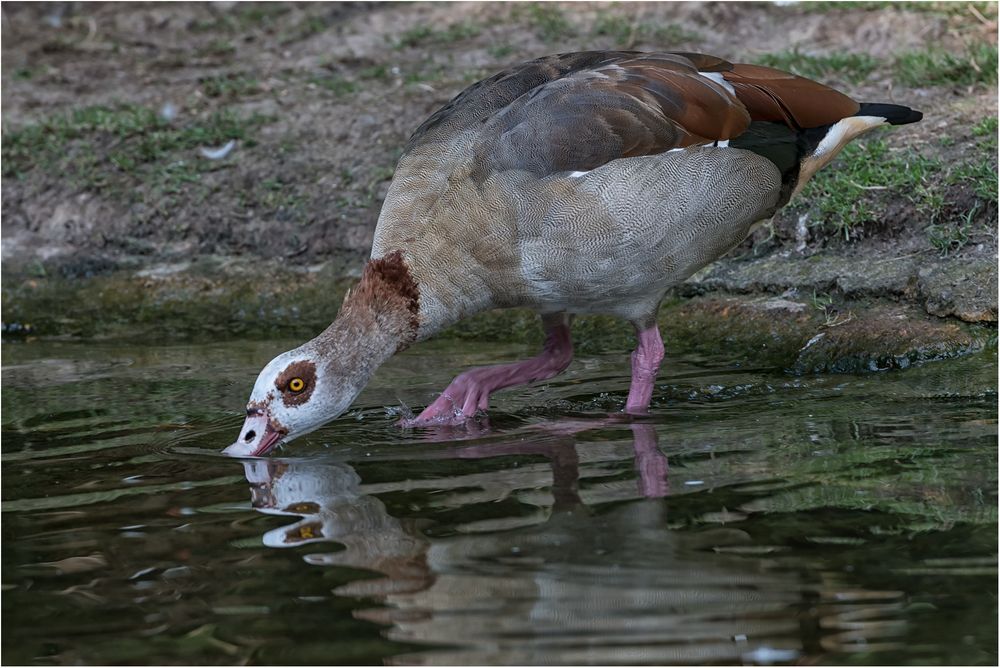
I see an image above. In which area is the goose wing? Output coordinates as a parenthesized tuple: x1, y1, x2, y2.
(403, 51, 860, 178)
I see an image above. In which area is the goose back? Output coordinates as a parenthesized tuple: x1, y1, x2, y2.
(371, 51, 874, 333)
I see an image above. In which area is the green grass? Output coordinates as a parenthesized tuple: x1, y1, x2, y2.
(192, 2, 291, 32)
(402, 61, 448, 85)
(308, 74, 359, 96)
(395, 21, 481, 49)
(894, 44, 998, 87)
(201, 74, 261, 99)
(948, 116, 998, 203)
(926, 204, 977, 257)
(359, 65, 392, 81)
(239, 177, 305, 220)
(1, 104, 269, 196)
(755, 45, 998, 88)
(801, 1, 998, 17)
(514, 3, 574, 42)
(488, 43, 516, 60)
(755, 50, 880, 84)
(649, 23, 702, 45)
(592, 14, 634, 46)
(949, 155, 998, 203)
(971, 116, 998, 139)
(591, 14, 700, 47)
(278, 15, 331, 45)
(799, 140, 941, 240)
(308, 63, 394, 97)
(797, 129, 997, 245)
(235, 2, 291, 26)
(200, 38, 236, 57)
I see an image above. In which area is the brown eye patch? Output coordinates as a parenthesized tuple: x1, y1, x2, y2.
(276, 360, 316, 406)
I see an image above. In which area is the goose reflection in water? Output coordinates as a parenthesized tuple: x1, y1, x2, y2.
(240, 423, 906, 665)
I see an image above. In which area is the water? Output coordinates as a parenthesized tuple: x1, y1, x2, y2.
(2, 337, 997, 665)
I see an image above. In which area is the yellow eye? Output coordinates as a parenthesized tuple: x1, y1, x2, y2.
(288, 377, 305, 393)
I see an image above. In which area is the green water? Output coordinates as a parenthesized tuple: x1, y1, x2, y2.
(2, 337, 996, 665)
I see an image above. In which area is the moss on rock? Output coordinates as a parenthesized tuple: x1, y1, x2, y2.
(4, 261, 988, 377)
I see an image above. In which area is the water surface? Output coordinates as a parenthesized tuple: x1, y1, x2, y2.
(2, 337, 996, 664)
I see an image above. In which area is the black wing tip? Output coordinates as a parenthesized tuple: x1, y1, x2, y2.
(857, 103, 923, 126)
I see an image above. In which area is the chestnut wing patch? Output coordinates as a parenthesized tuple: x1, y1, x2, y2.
(276, 360, 317, 407)
(473, 53, 751, 178)
(721, 63, 860, 129)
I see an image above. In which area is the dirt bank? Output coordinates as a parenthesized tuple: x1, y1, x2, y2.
(1, 2, 996, 366)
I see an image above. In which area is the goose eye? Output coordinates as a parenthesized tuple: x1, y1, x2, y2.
(288, 377, 305, 393)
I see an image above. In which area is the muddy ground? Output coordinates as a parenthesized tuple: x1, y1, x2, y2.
(1, 2, 997, 367)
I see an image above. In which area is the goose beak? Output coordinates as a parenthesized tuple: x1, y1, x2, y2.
(224, 410, 287, 457)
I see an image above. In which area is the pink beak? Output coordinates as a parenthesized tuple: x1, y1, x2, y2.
(223, 411, 286, 457)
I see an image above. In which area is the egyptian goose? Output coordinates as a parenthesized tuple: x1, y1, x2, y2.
(225, 51, 921, 457)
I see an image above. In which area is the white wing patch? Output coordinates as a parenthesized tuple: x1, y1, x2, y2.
(812, 115, 886, 158)
(794, 115, 888, 196)
(698, 71, 737, 97)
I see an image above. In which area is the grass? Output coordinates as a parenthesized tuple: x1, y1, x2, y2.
(755, 50, 879, 84)
(649, 23, 703, 45)
(239, 177, 305, 220)
(808, 291, 853, 327)
(13, 67, 37, 80)
(192, 2, 290, 32)
(801, 139, 942, 240)
(278, 15, 331, 45)
(359, 65, 392, 82)
(797, 125, 997, 245)
(235, 2, 291, 26)
(945, 115, 998, 204)
(200, 38, 236, 57)
(488, 43, 516, 60)
(308, 74, 359, 96)
(948, 157, 998, 204)
(402, 61, 448, 85)
(395, 21, 481, 49)
(926, 204, 977, 257)
(971, 116, 998, 139)
(755, 45, 997, 88)
(894, 44, 998, 88)
(801, 1, 998, 17)
(1, 104, 269, 197)
(592, 14, 700, 48)
(308, 63, 396, 97)
(514, 3, 574, 42)
(201, 74, 261, 99)
(592, 14, 635, 46)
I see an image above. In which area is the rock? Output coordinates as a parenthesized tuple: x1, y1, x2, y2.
(918, 259, 998, 323)
(792, 306, 983, 374)
(667, 295, 821, 368)
(664, 296, 985, 374)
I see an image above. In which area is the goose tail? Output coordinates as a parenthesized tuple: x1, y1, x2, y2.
(856, 103, 923, 126)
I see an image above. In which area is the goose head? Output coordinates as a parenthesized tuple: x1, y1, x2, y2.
(224, 251, 421, 457)
(223, 347, 362, 457)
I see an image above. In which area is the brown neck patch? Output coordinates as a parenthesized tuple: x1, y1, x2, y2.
(342, 250, 421, 347)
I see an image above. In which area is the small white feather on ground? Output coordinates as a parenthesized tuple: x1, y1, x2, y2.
(199, 140, 236, 160)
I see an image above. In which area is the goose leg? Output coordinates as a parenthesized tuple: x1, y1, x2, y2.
(404, 313, 574, 426)
(624, 322, 664, 415)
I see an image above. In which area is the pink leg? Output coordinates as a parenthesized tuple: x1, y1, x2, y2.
(624, 323, 664, 415)
(403, 314, 574, 427)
